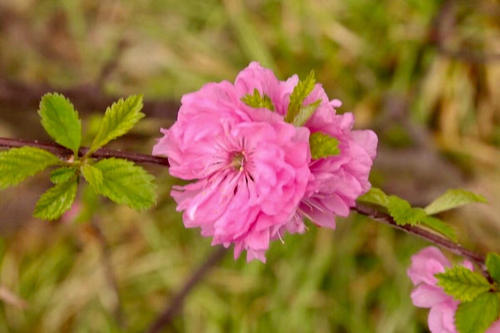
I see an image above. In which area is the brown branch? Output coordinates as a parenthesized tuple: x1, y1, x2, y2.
(147, 246, 227, 333)
(353, 205, 487, 271)
(0, 137, 169, 167)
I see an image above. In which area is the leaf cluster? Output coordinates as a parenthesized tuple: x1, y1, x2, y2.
(436, 253, 500, 333)
(309, 132, 340, 159)
(241, 72, 340, 160)
(241, 88, 275, 111)
(284, 71, 317, 124)
(358, 187, 487, 241)
(0, 93, 156, 220)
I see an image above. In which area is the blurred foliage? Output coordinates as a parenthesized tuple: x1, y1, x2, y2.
(0, 0, 499, 332)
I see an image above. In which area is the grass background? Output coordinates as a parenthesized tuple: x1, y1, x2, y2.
(0, 0, 499, 332)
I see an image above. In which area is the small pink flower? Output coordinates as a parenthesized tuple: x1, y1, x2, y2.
(235, 62, 377, 230)
(153, 68, 311, 262)
(408, 246, 500, 333)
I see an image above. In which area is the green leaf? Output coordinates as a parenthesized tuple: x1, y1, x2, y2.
(33, 178, 78, 220)
(292, 99, 321, 126)
(50, 167, 77, 184)
(420, 216, 457, 241)
(93, 158, 156, 210)
(359, 189, 457, 239)
(386, 196, 427, 226)
(309, 132, 340, 159)
(486, 253, 500, 284)
(0, 147, 60, 189)
(455, 292, 500, 333)
(241, 89, 274, 111)
(89, 95, 144, 153)
(357, 187, 390, 207)
(425, 189, 487, 215)
(436, 266, 491, 302)
(357, 189, 456, 239)
(39, 93, 81, 154)
(285, 70, 316, 123)
(81, 163, 103, 190)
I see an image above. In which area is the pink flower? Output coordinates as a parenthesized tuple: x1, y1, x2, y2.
(154, 61, 377, 261)
(153, 70, 311, 262)
(407, 246, 500, 333)
(235, 62, 377, 230)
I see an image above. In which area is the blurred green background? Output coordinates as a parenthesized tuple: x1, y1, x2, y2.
(0, 0, 499, 332)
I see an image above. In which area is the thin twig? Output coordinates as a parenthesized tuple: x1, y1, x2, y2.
(0, 137, 169, 166)
(353, 205, 487, 270)
(89, 220, 125, 327)
(147, 247, 227, 333)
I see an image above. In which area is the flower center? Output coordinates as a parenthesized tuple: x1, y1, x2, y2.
(231, 151, 246, 171)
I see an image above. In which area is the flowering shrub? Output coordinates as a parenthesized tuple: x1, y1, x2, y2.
(0, 63, 498, 333)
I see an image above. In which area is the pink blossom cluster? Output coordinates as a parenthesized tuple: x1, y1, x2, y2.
(408, 247, 500, 333)
(153, 62, 377, 262)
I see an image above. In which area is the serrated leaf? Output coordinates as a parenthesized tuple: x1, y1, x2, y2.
(420, 216, 457, 241)
(39, 93, 81, 154)
(357, 187, 390, 207)
(33, 178, 78, 220)
(93, 158, 156, 210)
(425, 189, 487, 215)
(309, 132, 340, 159)
(292, 99, 321, 126)
(455, 292, 500, 333)
(387, 196, 427, 226)
(81, 163, 103, 190)
(436, 266, 491, 302)
(0, 147, 60, 189)
(241, 89, 274, 111)
(486, 253, 500, 284)
(381, 194, 456, 238)
(285, 71, 316, 123)
(50, 167, 77, 184)
(89, 95, 144, 153)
